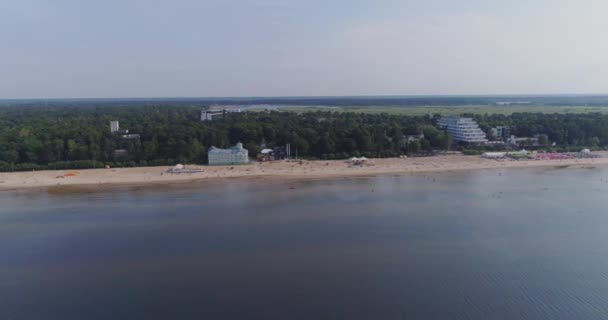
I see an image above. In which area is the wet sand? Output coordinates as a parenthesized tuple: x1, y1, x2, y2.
(1, 153, 608, 191)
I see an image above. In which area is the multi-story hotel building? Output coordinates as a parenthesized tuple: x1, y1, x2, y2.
(437, 117, 488, 143)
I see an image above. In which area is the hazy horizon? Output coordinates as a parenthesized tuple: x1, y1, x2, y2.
(4, 93, 608, 101)
(2, 0, 607, 99)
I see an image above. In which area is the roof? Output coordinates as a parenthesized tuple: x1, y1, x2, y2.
(208, 143, 248, 154)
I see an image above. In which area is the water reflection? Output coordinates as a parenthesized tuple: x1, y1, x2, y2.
(2, 167, 608, 319)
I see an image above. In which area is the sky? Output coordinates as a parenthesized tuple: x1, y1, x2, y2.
(1, 0, 607, 98)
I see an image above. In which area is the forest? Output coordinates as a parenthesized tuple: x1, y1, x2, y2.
(0, 104, 607, 171)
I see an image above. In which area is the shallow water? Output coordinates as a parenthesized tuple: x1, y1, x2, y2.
(2, 167, 608, 319)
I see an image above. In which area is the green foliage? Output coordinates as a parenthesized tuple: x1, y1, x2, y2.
(472, 113, 608, 147)
(407, 140, 421, 153)
(462, 149, 484, 155)
(0, 105, 607, 171)
(537, 134, 549, 146)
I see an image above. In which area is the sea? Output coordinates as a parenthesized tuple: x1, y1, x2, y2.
(2, 166, 608, 319)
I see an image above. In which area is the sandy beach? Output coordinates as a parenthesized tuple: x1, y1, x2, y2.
(1, 153, 608, 191)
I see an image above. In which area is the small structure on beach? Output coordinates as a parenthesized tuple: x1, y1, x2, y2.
(348, 157, 374, 166)
(578, 149, 600, 159)
(481, 150, 534, 160)
(208, 142, 249, 165)
(534, 152, 573, 160)
(482, 152, 507, 159)
(257, 149, 275, 162)
(273, 145, 289, 160)
(166, 164, 203, 174)
(507, 150, 533, 160)
(256, 145, 290, 162)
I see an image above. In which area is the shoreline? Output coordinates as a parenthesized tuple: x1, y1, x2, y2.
(2, 154, 608, 192)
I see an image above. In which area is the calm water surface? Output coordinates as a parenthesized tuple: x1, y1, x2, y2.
(2, 167, 608, 319)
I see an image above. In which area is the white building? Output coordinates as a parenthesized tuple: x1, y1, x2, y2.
(110, 121, 120, 133)
(508, 135, 539, 146)
(208, 142, 249, 165)
(437, 117, 488, 143)
(201, 109, 226, 121)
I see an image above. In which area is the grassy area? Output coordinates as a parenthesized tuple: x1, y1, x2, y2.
(251, 105, 608, 116)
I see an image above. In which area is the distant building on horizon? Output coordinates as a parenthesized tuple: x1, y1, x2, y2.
(437, 117, 488, 143)
(208, 142, 249, 165)
(201, 106, 243, 121)
(201, 108, 226, 121)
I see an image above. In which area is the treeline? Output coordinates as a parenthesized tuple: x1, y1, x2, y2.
(0, 105, 448, 171)
(0, 105, 607, 171)
(471, 113, 608, 146)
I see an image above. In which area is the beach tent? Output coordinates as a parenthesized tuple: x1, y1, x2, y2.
(348, 157, 371, 166)
(482, 152, 506, 159)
